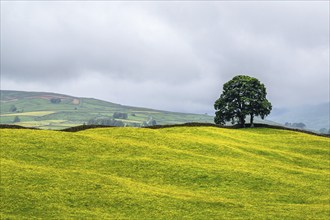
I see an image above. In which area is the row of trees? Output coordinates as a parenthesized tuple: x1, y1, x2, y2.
(87, 116, 157, 127)
(50, 98, 61, 104)
(87, 118, 125, 127)
(319, 128, 330, 134)
(284, 122, 306, 129)
(142, 118, 157, 127)
(9, 105, 25, 113)
(113, 112, 128, 119)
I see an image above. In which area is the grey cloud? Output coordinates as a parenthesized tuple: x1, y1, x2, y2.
(1, 1, 329, 113)
(1, 2, 203, 84)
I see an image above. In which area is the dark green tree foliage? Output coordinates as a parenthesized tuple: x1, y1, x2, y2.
(9, 105, 17, 112)
(13, 116, 20, 123)
(113, 112, 128, 119)
(214, 75, 272, 127)
(141, 119, 157, 127)
(87, 117, 124, 127)
(142, 117, 157, 127)
(285, 122, 306, 129)
(319, 128, 329, 134)
(130, 122, 140, 127)
(148, 119, 157, 126)
(141, 121, 148, 127)
(50, 98, 61, 104)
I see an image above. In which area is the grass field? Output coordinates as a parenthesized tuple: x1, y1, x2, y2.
(0, 126, 329, 219)
(0, 111, 55, 117)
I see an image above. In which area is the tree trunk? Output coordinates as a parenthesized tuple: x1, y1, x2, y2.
(240, 116, 245, 128)
(250, 114, 254, 128)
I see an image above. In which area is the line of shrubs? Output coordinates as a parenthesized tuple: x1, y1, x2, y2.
(87, 118, 125, 127)
(62, 122, 330, 137)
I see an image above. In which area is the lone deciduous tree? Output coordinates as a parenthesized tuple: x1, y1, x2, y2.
(214, 75, 272, 127)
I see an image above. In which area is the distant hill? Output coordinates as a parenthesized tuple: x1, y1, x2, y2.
(268, 103, 330, 132)
(0, 90, 280, 129)
(0, 90, 214, 129)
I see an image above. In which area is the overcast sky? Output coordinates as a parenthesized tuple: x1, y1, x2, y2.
(1, 1, 329, 114)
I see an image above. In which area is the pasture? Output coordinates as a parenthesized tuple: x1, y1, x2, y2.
(1, 126, 329, 219)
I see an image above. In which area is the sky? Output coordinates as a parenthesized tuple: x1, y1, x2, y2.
(1, 1, 329, 114)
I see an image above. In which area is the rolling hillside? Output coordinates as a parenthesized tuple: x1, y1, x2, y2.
(1, 126, 329, 219)
(0, 90, 279, 129)
(0, 90, 214, 129)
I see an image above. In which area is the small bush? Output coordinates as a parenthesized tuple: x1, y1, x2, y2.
(13, 116, 21, 123)
(113, 112, 128, 119)
(50, 98, 61, 104)
(9, 105, 17, 112)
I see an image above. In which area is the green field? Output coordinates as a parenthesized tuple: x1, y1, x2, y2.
(1, 127, 329, 219)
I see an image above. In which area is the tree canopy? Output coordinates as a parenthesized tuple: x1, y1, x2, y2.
(214, 75, 272, 127)
(9, 105, 17, 112)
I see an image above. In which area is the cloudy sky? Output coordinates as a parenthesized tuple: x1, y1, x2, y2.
(1, 1, 329, 114)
